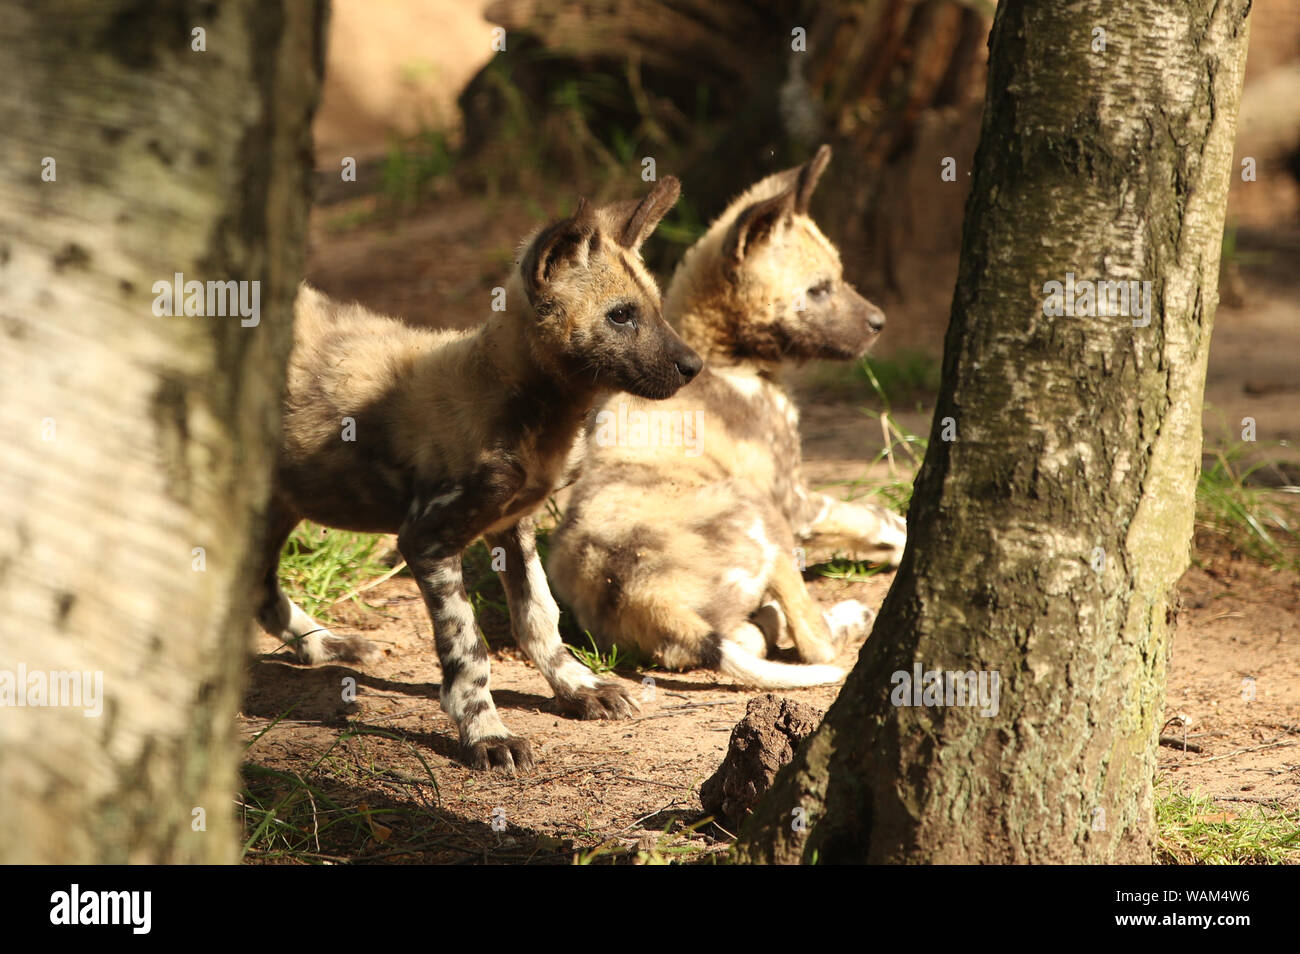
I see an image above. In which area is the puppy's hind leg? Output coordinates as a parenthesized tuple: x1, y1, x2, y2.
(400, 491, 533, 773)
(254, 503, 381, 665)
(764, 551, 837, 665)
(488, 520, 636, 720)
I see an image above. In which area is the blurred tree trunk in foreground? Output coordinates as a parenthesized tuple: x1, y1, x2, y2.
(734, 0, 1252, 863)
(0, 0, 325, 863)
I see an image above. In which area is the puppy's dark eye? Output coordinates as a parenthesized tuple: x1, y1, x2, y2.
(606, 305, 637, 327)
(809, 281, 833, 300)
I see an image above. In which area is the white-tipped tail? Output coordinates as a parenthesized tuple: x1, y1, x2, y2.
(718, 640, 845, 689)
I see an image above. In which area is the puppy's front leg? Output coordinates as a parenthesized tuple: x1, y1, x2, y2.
(398, 503, 534, 773)
(487, 519, 636, 720)
(799, 491, 907, 566)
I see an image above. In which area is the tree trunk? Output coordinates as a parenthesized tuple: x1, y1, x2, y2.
(469, 1, 990, 285)
(734, 0, 1251, 864)
(0, 0, 325, 863)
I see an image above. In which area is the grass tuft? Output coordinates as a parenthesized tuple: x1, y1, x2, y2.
(277, 522, 393, 622)
(1156, 788, 1300, 865)
(1195, 443, 1300, 571)
(813, 557, 890, 582)
(565, 631, 650, 675)
(379, 129, 454, 209)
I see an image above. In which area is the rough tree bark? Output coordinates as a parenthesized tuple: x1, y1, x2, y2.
(0, 0, 325, 863)
(734, 0, 1252, 864)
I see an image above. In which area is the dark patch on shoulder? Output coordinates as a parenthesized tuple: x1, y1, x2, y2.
(690, 509, 742, 543)
(499, 376, 590, 466)
(688, 369, 772, 443)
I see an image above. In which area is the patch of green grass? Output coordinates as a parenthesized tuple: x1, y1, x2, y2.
(574, 818, 722, 865)
(802, 349, 942, 410)
(859, 349, 943, 401)
(656, 192, 707, 247)
(379, 128, 454, 209)
(812, 557, 889, 582)
(1220, 220, 1275, 268)
(609, 124, 638, 166)
(1196, 443, 1300, 571)
(1156, 788, 1300, 864)
(278, 522, 392, 622)
(566, 631, 629, 675)
(324, 206, 372, 234)
(459, 541, 510, 642)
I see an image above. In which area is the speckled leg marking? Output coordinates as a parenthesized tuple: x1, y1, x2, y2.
(488, 520, 636, 720)
(399, 489, 534, 773)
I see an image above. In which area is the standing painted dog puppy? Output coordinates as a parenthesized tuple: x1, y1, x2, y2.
(255, 178, 699, 770)
(547, 147, 906, 689)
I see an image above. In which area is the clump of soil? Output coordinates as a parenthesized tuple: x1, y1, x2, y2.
(700, 694, 823, 831)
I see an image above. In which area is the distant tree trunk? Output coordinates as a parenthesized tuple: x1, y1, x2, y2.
(0, 0, 326, 863)
(471, 0, 990, 283)
(734, 0, 1252, 864)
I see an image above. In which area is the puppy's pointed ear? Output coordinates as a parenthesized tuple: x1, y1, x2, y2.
(724, 188, 795, 266)
(794, 144, 832, 214)
(602, 176, 681, 251)
(521, 198, 597, 299)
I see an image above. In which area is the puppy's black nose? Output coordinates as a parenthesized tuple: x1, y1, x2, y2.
(866, 305, 886, 333)
(675, 350, 703, 382)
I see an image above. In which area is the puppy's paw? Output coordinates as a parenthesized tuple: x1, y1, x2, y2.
(465, 735, 535, 773)
(295, 629, 383, 666)
(823, 599, 875, 645)
(556, 680, 638, 720)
